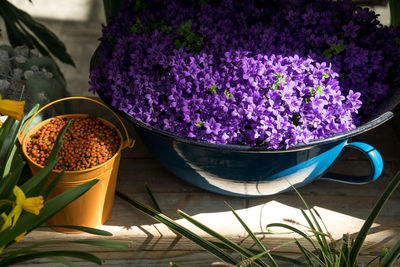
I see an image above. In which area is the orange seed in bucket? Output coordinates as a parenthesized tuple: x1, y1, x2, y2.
(27, 117, 120, 171)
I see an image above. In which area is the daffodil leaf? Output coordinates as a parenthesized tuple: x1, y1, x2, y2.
(40, 225, 112, 236)
(0, 179, 98, 248)
(0, 160, 24, 201)
(41, 170, 65, 199)
(0, 250, 102, 266)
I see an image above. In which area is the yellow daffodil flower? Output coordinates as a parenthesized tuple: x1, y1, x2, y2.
(0, 186, 43, 231)
(14, 231, 27, 242)
(0, 212, 11, 232)
(0, 94, 25, 121)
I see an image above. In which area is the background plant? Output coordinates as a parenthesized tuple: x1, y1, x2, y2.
(0, 45, 70, 121)
(0, 100, 128, 266)
(0, 0, 75, 67)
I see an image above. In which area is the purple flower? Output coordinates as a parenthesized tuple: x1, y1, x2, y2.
(89, 0, 400, 149)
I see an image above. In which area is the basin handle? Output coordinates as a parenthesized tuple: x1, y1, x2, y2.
(320, 141, 383, 184)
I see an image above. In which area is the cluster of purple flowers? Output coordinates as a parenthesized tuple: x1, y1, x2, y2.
(89, 0, 400, 149)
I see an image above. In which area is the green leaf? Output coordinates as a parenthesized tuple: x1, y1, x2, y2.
(5, 1, 75, 66)
(270, 254, 307, 266)
(292, 184, 332, 265)
(322, 49, 332, 59)
(374, 232, 400, 265)
(266, 223, 318, 251)
(103, 0, 124, 24)
(207, 84, 218, 94)
(72, 240, 129, 248)
(1, 238, 125, 262)
(20, 156, 59, 197)
(0, 119, 21, 176)
(237, 251, 270, 267)
(116, 190, 238, 265)
(0, 250, 102, 266)
(349, 171, 400, 266)
(225, 202, 278, 267)
(40, 225, 113, 236)
(295, 239, 316, 267)
(0, 179, 98, 248)
(390, 0, 400, 27)
(144, 184, 162, 213)
(300, 209, 331, 265)
(41, 170, 65, 199)
(178, 209, 269, 267)
(20, 104, 39, 131)
(1, 12, 34, 48)
(0, 160, 24, 200)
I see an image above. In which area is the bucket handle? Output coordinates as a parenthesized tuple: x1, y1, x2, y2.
(20, 96, 135, 149)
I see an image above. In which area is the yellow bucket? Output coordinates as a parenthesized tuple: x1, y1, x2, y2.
(20, 97, 135, 233)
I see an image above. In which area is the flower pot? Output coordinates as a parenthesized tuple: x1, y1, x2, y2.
(20, 97, 134, 233)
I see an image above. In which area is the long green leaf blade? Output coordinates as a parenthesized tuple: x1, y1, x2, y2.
(300, 209, 330, 265)
(237, 251, 269, 267)
(375, 232, 400, 266)
(1, 250, 101, 266)
(225, 202, 278, 267)
(267, 223, 318, 251)
(145, 184, 162, 213)
(293, 185, 332, 265)
(0, 160, 24, 200)
(178, 209, 268, 267)
(295, 239, 315, 267)
(39, 225, 112, 236)
(349, 171, 400, 266)
(116, 190, 238, 265)
(1, 239, 126, 261)
(41, 170, 65, 199)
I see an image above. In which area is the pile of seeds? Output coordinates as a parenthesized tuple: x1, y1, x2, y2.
(26, 116, 120, 171)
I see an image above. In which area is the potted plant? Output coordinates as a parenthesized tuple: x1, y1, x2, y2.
(89, 0, 400, 196)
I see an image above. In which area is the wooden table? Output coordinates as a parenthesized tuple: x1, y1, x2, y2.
(13, 111, 400, 266)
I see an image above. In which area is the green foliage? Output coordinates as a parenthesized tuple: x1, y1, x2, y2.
(207, 84, 218, 94)
(121, 172, 400, 266)
(323, 43, 346, 59)
(129, 18, 172, 34)
(174, 20, 203, 53)
(0, 1, 75, 67)
(390, 0, 400, 27)
(194, 120, 205, 127)
(103, 0, 124, 23)
(272, 73, 286, 90)
(224, 89, 233, 99)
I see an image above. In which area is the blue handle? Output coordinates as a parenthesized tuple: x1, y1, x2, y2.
(320, 141, 383, 184)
